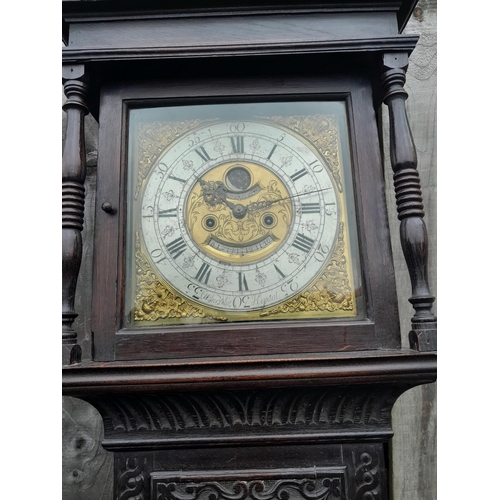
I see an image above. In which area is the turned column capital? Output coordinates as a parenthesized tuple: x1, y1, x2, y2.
(381, 53, 409, 101)
(62, 64, 89, 106)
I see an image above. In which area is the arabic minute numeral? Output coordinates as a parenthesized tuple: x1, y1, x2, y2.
(142, 206, 154, 218)
(309, 159, 323, 172)
(188, 135, 201, 147)
(325, 202, 336, 216)
(165, 237, 187, 259)
(314, 243, 330, 262)
(292, 233, 315, 253)
(281, 279, 299, 294)
(150, 248, 167, 264)
(230, 122, 245, 133)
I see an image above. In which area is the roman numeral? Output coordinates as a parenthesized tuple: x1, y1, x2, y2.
(165, 237, 187, 259)
(238, 272, 249, 291)
(274, 264, 286, 279)
(168, 175, 186, 184)
(230, 136, 244, 154)
(292, 233, 315, 253)
(290, 168, 308, 182)
(158, 208, 178, 218)
(301, 202, 321, 214)
(194, 146, 212, 162)
(267, 144, 278, 160)
(195, 262, 212, 285)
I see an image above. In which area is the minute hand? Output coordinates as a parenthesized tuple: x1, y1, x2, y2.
(246, 188, 331, 213)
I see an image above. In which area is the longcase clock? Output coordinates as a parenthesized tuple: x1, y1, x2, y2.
(62, 2, 437, 499)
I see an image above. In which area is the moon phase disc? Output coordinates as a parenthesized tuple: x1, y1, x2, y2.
(225, 165, 252, 192)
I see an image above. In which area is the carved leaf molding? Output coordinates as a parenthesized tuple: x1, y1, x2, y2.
(88, 387, 400, 434)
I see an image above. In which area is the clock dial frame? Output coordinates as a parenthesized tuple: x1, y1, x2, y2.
(91, 75, 400, 361)
(128, 116, 357, 324)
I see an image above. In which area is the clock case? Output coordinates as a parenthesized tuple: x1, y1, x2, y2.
(62, 3, 436, 498)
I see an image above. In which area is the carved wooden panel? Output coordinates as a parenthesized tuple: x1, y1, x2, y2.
(116, 456, 150, 500)
(111, 444, 388, 500)
(151, 468, 346, 500)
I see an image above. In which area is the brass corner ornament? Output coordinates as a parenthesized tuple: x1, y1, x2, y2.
(134, 232, 228, 323)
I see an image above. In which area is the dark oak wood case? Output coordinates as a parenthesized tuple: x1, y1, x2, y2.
(62, 2, 437, 499)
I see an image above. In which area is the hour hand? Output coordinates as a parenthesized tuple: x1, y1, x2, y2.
(199, 179, 229, 206)
(199, 179, 247, 219)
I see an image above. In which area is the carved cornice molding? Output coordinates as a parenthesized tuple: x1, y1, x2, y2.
(84, 384, 410, 450)
(62, 36, 419, 65)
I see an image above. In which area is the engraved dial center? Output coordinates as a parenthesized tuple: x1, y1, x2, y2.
(186, 161, 294, 264)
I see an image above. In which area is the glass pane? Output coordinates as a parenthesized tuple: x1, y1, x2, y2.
(124, 101, 364, 328)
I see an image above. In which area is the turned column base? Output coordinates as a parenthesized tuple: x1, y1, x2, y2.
(409, 322, 437, 351)
(62, 342, 82, 365)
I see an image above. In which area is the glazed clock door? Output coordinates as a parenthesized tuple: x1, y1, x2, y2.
(125, 104, 361, 328)
(91, 77, 401, 361)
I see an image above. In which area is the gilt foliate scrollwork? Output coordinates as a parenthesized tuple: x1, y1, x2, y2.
(260, 222, 353, 316)
(266, 114, 343, 193)
(135, 119, 217, 199)
(133, 233, 227, 322)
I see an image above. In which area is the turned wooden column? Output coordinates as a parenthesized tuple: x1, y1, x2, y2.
(381, 52, 437, 352)
(62, 64, 88, 365)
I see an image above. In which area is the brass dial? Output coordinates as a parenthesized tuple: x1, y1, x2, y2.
(186, 161, 293, 264)
(126, 110, 359, 325)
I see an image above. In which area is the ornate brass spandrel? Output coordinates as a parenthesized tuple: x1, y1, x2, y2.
(133, 232, 228, 323)
(260, 222, 354, 317)
(134, 118, 217, 200)
(265, 114, 343, 193)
